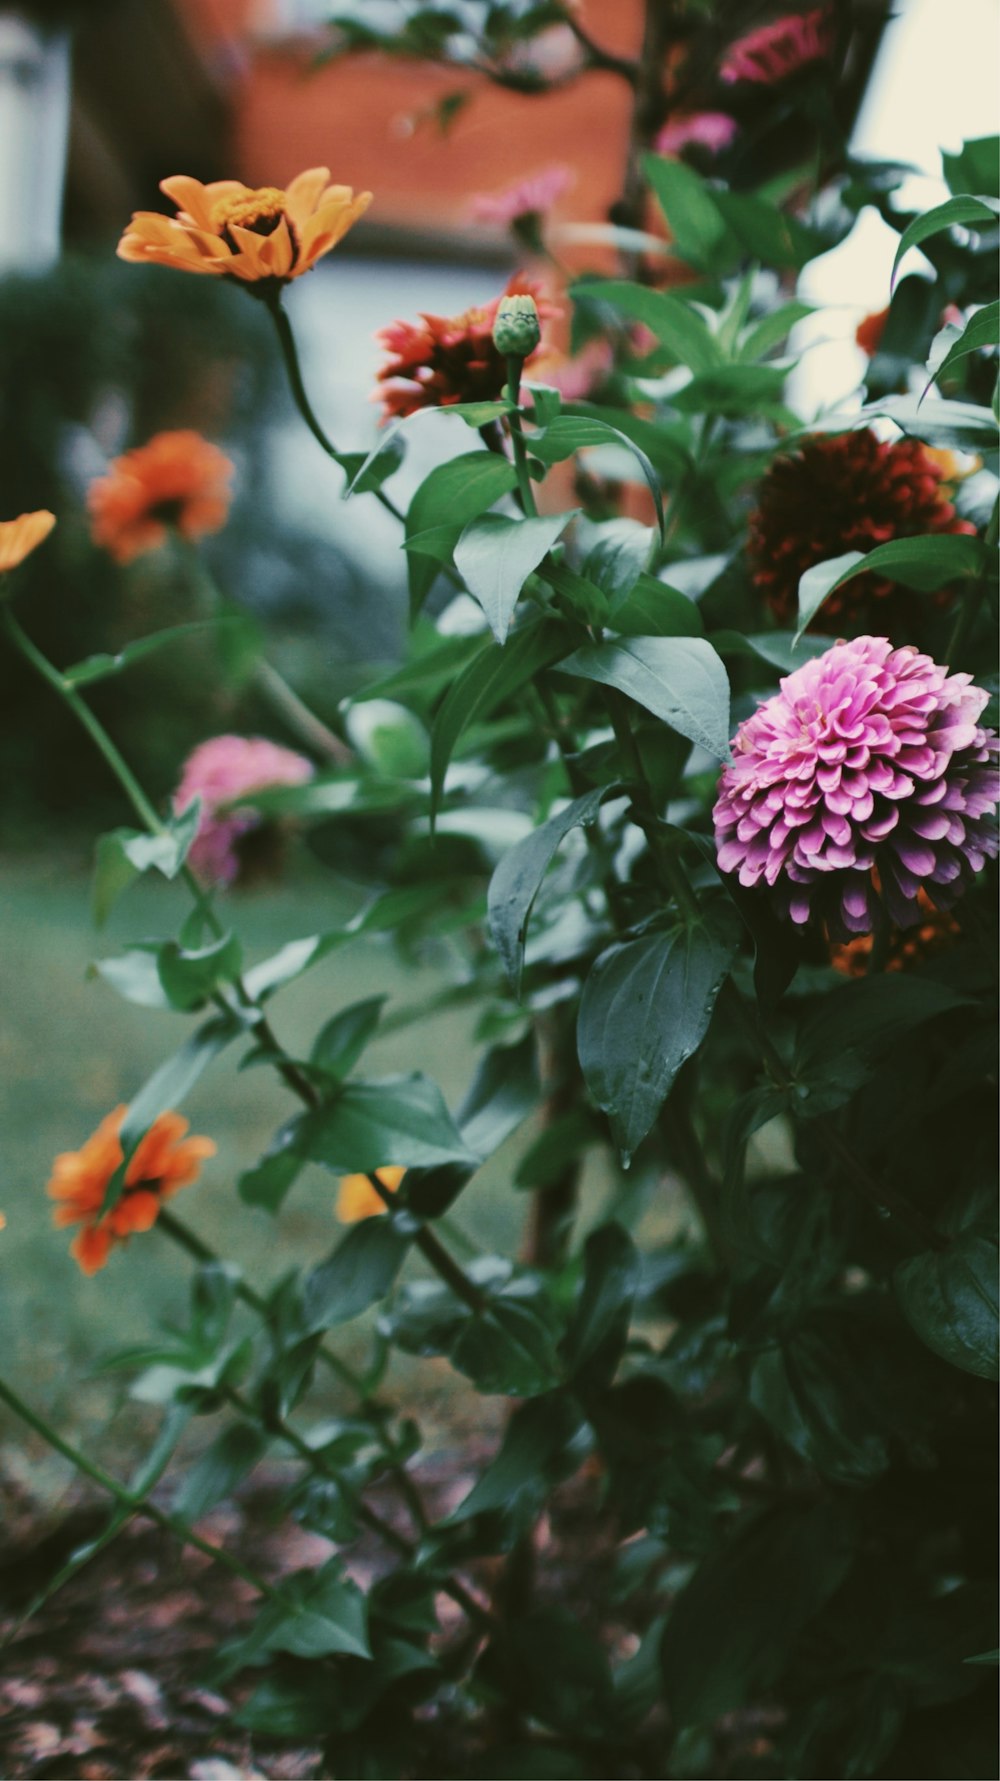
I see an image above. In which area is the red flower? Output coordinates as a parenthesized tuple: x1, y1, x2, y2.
(856, 305, 890, 356)
(747, 429, 976, 629)
(48, 1106, 215, 1274)
(374, 275, 557, 423)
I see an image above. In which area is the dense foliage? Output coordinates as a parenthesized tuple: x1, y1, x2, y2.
(2, 4, 998, 1777)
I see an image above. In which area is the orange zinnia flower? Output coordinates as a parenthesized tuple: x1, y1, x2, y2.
(0, 509, 55, 574)
(88, 430, 234, 564)
(336, 1165, 406, 1224)
(48, 1106, 216, 1275)
(117, 169, 372, 290)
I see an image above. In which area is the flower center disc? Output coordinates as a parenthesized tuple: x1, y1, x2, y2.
(212, 187, 287, 237)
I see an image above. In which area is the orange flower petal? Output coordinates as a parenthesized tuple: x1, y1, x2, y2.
(336, 1165, 405, 1223)
(71, 1224, 113, 1275)
(284, 166, 333, 224)
(0, 510, 56, 573)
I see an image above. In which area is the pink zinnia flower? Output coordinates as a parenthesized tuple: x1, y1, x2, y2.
(174, 735, 314, 887)
(720, 9, 831, 84)
(713, 637, 999, 938)
(655, 113, 739, 157)
(469, 165, 574, 227)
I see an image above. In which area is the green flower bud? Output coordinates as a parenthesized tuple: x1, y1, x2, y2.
(492, 293, 541, 358)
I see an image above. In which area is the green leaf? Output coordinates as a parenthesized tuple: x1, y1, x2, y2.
(660, 1505, 854, 1727)
(302, 1218, 411, 1331)
(928, 299, 1000, 386)
(612, 575, 703, 639)
(713, 187, 827, 270)
(91, 805, 202, 928)
(156, 930, 243, 1012)
(642, 154, 738, 274)
(454, 510, 576, 643)
(406, 452, 519, 612)
(711, 628, 833, 674)
(447, 1394, 585, 1523)
(750, 1333, 892, 1485)
(234, 1563, 371, 1665)
(580, 518, 653, 604)
(488, 785, 624, 991)
(174, 1422, 269, 1523)
(62, 618, 249, 688)
(942, 137, 1000, 200)
(528, 412, 666, 537)
(97, 1017, 235, 1219)
(847, 394, 999, 451)
(578, 915, 740, 1164)
(796, 535, 986, 639)
(571, 276, 723, 373)
(454, 1030, 540, 1162)
(891, 194, 1000, 287)
(794, 975, 972, 1113)
(450, 1299, 562, 1398)
(349, 630, 484, 709)
(559, 636, 731, 761)
(739, 300, 814, 363)
(310, 995, 387, 1081)
(669, 365, 789, 418)
(894, 1231, 999, 1380)
(302, 1075, 477, 1174)
(337, 430, 406, 494)
(430, 618, 570, 815)
(563, 1223, 640, 1385)
(238, 1118, 305, 1213)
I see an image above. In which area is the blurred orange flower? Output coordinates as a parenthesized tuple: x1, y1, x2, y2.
(48, 1106, 216, 1275)
(88, 430, 234, 563)
(828, 888, 961, 978)
(117, 170, 372, 289)
(0, 510, 55, 573)
(336, 1165, 406, 1224)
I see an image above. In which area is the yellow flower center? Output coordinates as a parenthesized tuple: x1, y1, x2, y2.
(212, 187, 287, 236)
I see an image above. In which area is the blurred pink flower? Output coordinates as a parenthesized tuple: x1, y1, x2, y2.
(720, 9, 831, 84)
(655, 112, 739, 156)
(469, 164, 575, 227)
(174, 734, 314, 887)
(713, 636, 1000, 939)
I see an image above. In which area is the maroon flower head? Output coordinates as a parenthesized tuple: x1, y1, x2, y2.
(748, 429, 976, 630)
(374, 274, 556, 423)
(713, 636, 999, 940)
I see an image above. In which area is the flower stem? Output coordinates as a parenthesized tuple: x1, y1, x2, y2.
(365, 1175, 490, 1316)
(0, 1375, 280, 1616)
(174, 534, 350, 765)
(266, 295, 406, 526)
(505, 356, 539, 517)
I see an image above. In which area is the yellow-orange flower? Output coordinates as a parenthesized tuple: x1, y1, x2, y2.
(117, 169, 372, 289)
(88, 430, 234, 564)
(336, 1165, 405, 1224)
(0, 510, 55, 573)
(47, 1106, 216, 1275)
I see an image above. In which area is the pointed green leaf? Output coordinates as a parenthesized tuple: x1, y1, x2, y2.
(559, 636, 731, 761)
(455, 510, 576, 643)
(891, 194, 1000, 288)
(488, 785, 624, 991)
(571, 276, 723, 373)
(578, 915, 740, 1163)
(642, 154, 738, 274)
(406, 451, 519, 612)
(927, 299, 999, 387)
(302, 1217, 411, 1331)
(430, 618, 570, 814)
(528, 412, 666, 537)
(796, 534, 987, 639)
(174, 1422, 269, 1522)
(302, 1075, 477, 1174)
(310, 995, 387, 1081)
(894, 1231, 999, 1380)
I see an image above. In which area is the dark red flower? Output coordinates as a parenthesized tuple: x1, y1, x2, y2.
(855, 304, 890, 356)
(747, 429, 976, 629)
(374, 274, 556, 422)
